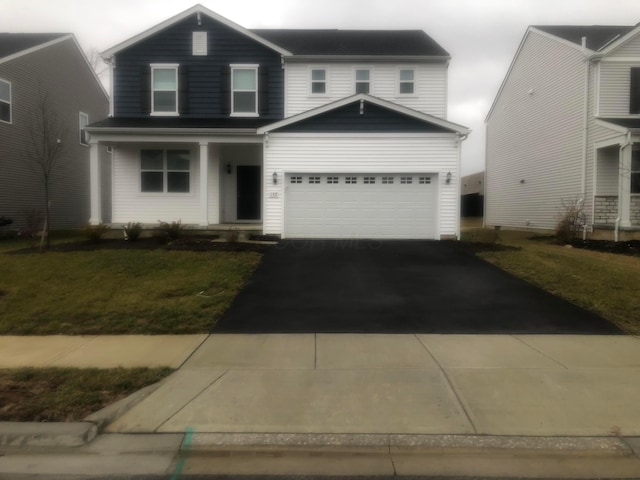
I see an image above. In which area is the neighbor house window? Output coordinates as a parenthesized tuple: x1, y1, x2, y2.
(79, 112, 89, 146)
(141, 149, 190, 193)
(0, 79, 11, 123)
(632, 149, 640, 194)
(151, 64, 178, 115)
(231, 65, 258, 116)
(310, 68, 327, 94)
(399, 69, 415, 95)
(355, 69, 371, 94)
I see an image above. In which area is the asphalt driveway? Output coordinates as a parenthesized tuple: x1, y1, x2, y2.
(213, 240, 622, 334)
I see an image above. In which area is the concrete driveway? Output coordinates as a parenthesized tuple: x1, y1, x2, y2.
(214, 240, 621, 334)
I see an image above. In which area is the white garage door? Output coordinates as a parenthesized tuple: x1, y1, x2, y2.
(284, 173, 438, 239)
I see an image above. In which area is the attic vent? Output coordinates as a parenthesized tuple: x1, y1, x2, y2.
(193, 32, 207, 56)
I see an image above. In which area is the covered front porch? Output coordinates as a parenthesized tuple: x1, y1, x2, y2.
(87, 129, 265, 230)
(593, 120, 640, 236)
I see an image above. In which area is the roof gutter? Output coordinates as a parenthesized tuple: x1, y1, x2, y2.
(283, 54, 450, 63)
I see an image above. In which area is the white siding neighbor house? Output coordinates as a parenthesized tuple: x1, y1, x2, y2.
(86, 4, 469, 240)
(486, 24, 640, 239)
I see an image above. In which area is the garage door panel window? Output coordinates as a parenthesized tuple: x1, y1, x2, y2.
(401, 176, 413, 184)
(364, 176, 376, 184)
(382, 177, 394, 184)
(327, 176, 339, 184)
(290, 176, 302, 184)
(346, 176, 358, 184)
(308, 176, 321, 184)
(419, 176, 432, 184)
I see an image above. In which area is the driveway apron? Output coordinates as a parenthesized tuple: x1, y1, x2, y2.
(213, 240, 621, 334)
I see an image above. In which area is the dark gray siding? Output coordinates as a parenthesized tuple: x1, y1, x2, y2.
(113, 13, 284, 120)
(0, 38, 109, 230)
(276, 101, 451, 133)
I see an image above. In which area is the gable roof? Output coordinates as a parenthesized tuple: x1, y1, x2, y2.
(258, 93, 469, 135)
(252, 29, 449, 57)
(533, 25, 635, 51)
(102, 4, 291, 58)
(0, 33, 69, 62)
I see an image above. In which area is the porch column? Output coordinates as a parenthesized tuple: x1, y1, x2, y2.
(88, 139, 102, 225)
(199, 141, 209, 227)
(619, 144, 632, 227)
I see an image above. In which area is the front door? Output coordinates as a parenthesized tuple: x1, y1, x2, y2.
(237, 165, 261, 221)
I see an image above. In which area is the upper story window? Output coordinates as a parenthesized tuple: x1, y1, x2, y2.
(79, 112, 89, 146)
(355, 69, 371, 94)
(231, 65, 258, 116)
(398, 68, 415, 95)
(311, 68, 327, 95)
(0, 79, 11, 124)
(141, 149, 190, 193)
(151, 64, 179, 115)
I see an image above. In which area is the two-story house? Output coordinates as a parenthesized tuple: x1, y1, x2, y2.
(0, 33, 109, 232)
(486, 24, 640, 239)
(87, 4, 469, 240)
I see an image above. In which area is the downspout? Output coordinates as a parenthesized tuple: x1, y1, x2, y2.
(580, 37, 589, 231)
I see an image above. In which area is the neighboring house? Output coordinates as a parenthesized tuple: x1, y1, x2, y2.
(86, 4, 469, 240)
(486, 24, 640, 239)
(0, 33, 110, 231)
(461, 171, 484, 217)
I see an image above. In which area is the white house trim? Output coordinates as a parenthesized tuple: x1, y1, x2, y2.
(101, 4, 291, 60)
(257, 93, 470, 135)
(598, 24, 640, 56)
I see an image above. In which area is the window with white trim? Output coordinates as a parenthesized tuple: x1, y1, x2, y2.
(79, 112, 89, 146)
(0, 79, 11, 123)
(355, 69, 371, 94)
(398, 69, 415, 95)
(231, 65, 258, 116)
(141, 149, 190, 193)
(151, 65, 178, 115)
(311, 68, 327, 95)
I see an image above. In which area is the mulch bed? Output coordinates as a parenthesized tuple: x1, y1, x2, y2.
(7, 236, 275, 255)
(565, 239, 640, 256)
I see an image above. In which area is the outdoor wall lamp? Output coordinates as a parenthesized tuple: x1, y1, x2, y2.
(445, 171, 452, 184)
(272, 171, 278, 185)
(226, 163, 232, 174)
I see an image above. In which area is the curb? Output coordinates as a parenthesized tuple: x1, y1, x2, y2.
(0, 421, 97, 448)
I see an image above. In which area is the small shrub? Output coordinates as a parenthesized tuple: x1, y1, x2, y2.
(157, 220, 184, 241)
(21, 209, 43, 238)
(84, 223, 110, 243)
(555, 197, 586, 244)
(123, 222, 143, 241)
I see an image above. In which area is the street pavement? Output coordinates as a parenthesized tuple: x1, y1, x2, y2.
(2, 333, 640, 477)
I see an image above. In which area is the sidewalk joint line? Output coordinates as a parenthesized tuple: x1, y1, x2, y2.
(415, 334, 478, 435)
(314, 333, 318, 370)
(47, 335, 98, 366)
(512, 335, 569, 370)
(176, 334, 211, 370)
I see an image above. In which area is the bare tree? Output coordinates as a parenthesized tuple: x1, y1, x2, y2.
(25, 88, 68, 250)
(86, 48, 108, 88)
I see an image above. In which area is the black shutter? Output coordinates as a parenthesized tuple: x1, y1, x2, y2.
(140, 66, 151, 114)
(220, 66, 230, 115)
(630, 67, 640, 114)
(179, 66, 189, 115)
(259, 67, 269, 116)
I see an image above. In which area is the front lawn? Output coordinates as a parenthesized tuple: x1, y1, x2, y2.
(0, 367, 172, 422)
(462, 229, 640, 334)
(0, 237, 263, 335)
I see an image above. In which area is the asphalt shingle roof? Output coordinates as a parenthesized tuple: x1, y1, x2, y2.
(0, 33, 68, 60)
(252, 29, 449, 57)
(533, 25, 636, 51)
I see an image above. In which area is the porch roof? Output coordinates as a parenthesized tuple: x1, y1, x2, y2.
(86, 117, 270, 132)
(599, 118, 640, 130)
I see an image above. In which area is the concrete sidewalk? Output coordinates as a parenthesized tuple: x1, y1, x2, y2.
(2, 333, 640, 477)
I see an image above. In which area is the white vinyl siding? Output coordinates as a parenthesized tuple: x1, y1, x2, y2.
(263, 133, 460, 238)
(284, 62, 447, 118)
(608, 32, 640, 58)
(486, 31, 585, 230)
(112, 145, 200, 224)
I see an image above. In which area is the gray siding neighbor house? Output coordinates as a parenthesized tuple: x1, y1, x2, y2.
(486, 24, 640, 239)
(86, 4, 469, 240)
(0, 33, 110, 232)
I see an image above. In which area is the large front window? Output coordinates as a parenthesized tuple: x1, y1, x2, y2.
(141, 150, 190, 193)
(151, 65, 178, 115)
(0, 79, 11, 123)
(231, 65, 258, 116)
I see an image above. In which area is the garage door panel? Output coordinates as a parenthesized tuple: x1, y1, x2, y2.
(285, 173, 437, 239)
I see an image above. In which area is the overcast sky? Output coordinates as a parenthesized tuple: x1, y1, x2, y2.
(4, 0, 640, 175)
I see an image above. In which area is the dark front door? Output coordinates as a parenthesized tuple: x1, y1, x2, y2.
(237, 165, 261, 221)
